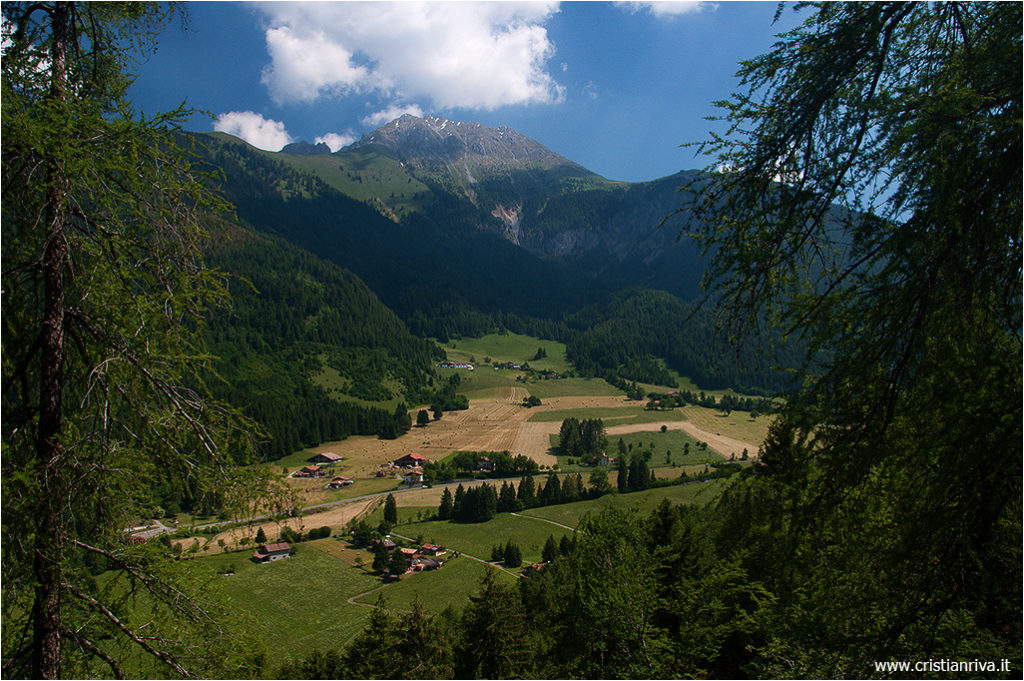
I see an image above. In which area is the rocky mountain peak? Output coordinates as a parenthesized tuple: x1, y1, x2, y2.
(351, 113, 583, 176)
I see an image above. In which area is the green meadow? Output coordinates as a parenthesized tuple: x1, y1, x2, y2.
(188, 477, 731, 664)
(353, 554, 515, 613)
(528, 403, 685, 424)
(441, 332, 571, 374)
(198, 545, 379, 662)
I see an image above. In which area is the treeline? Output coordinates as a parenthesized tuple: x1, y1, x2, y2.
(643, 389, 776, 415)
(425, 450, 539, 484)
(437, 472, 604, 523)
(433, 466, 741, 525)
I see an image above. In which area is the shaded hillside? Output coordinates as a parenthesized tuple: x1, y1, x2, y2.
(271, 115, 711, 302)
(204, 226, 441, 459)
(196, 132, 621, 322)
(191, 131, 796, 396)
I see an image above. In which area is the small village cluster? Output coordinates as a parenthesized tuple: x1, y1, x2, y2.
(376, 452, 428, 485)
(371, 538, 448, 575)
(250, 538, 450, 577)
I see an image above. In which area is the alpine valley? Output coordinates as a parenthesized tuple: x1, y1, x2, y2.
(192, 114, 795, 459)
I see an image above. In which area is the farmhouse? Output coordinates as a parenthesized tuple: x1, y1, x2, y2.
(394, 452, 427, 468)
(403, 471, 424, 486)
(310, 452, 343, 464)
(477, 455, 493, 471)
(520, 562, 547, 578)
(294, 464, 326, 478)
(326, 476, 353, 489)
(252, 542, 291, 563)
(420, 543, 446, 556)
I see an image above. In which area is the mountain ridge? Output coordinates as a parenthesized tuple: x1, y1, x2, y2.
(206, 114, 706, 300)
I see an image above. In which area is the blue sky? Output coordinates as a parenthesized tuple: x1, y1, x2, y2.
(130, 1, 802, 182)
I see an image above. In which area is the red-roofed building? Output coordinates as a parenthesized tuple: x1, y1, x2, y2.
(294, 464, 326, 478)
(394, 453, 427, 468)
(252, 542, 291, 563)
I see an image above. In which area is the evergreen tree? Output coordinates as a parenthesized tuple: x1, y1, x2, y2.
(339, 598, 401, 677)
(588, 469, 613, 497)
(255, 527, 267, 544)
(503, 541, 522, 568)
(616, 456, 629, 493)
(542, 535, 559, 563)
(1, 4, 269, 677)
(690, 2, 1022, 671)
(387, 548, 409, 576)
(498, 480, 519, 513)
(559, 534, 575, 557)
(371, 545, 388, 573)
(394, 598, 455, 679)
(383, 493, 398, 525)
(541, 472, 562, 505)
(517, 474, 537, 508)
(456, 569, 534, 679)
(453, 483, 466, 518)
(437, 487, 454, 520)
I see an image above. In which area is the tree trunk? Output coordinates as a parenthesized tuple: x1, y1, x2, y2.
(33, 2, 72, 678)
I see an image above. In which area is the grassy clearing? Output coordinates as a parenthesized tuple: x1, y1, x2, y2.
(387, 513, 570, 564)
(355, 555, 514, 614)
(528, 404, 685, 424)
(310, 362, 403, 412)
(518, 480, 729, 528)
(276, 148, 431, 220)
(611, 430, 724, 466)
(439, 367, 519, 400)
(198, 544, 380, 662)
(523, 377, 621, 398)
(442, 333, 570, 374)
(679, 405, 774, 445)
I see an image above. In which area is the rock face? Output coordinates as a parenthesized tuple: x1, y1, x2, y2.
(280, 140, 332, 155)
(350, 114, 589, 181)
(342, 114, 703, 290)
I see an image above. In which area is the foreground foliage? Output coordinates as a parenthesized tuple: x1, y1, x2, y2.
(2, 2, 268, 677)
(689, 1, 1022, 675)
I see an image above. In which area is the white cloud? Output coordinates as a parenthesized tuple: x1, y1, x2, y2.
(615, 1, 716, 17)
(361, 103, 425, 128)
(213, 111, 292, 151)
(256, 2, 564, 111)
(315, 132, 358, 152)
